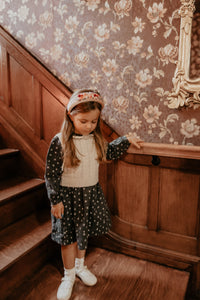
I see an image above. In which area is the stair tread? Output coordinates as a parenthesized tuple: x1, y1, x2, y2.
(12, 264, 61, 300)
(0, 148, 19, 157)
(0, 177, 45, 203)
(0, 210, 51, 272)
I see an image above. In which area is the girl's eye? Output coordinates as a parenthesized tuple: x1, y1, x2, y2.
(92, 120, 97, 124)
(80, 120, 87, 124)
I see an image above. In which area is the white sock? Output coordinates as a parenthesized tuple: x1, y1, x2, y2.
(75, 257, 84, 270)
(64, 267, 76, 279)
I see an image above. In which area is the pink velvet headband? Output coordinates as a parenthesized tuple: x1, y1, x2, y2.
(67, 91, 104, 113)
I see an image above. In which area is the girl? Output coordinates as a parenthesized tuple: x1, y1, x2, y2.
(45, 89, 143, 300)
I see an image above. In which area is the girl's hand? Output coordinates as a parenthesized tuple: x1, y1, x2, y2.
(51, 202, 64, 219)
(126, 134, 144, 149)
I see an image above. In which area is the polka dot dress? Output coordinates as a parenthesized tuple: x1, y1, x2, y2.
(51, 184, 111, 249)
(45, 134, 130, 250)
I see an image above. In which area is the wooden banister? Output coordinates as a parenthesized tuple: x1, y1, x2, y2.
(127, 142, 200, 160)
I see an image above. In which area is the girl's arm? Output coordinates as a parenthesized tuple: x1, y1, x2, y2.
(45, 135, 64, 219)
(106, 134, 143, 160)
(45, 135, 63, 206)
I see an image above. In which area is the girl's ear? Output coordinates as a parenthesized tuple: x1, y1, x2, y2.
(68, 113, 74, 122)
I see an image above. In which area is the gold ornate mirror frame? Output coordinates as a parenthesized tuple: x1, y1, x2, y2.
(168, 0, 200, 109)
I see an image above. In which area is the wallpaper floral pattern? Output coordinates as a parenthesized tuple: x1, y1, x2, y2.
(0, 0, 200, 145)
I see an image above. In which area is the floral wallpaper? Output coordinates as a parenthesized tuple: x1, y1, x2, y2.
(0, 0, 200, 145)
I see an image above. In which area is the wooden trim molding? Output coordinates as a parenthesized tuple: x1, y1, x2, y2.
(127, 142, 200, 160)
(91, 230, 200, 268)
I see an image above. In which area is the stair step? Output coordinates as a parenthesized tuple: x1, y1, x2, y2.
(0, 148, 20, 180)
(8, 264, 61, 300)
(0, 210, 55, 299)
(0, 177, 45, 203)
(0, 210, 51, 272)
(0, 148, 20, 157)
(0, 135, 5, 148)
(0, 177, 47, 230)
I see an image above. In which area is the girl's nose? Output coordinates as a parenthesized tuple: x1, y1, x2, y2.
(86, 123, 92, 130)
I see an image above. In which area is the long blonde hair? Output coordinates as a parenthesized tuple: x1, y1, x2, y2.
(61, 89, 107, 168)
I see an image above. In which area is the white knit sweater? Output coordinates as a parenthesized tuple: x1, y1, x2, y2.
(60, 134, 99, 187)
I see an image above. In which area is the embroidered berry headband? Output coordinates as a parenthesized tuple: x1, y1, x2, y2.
(67, 91, 104, 113)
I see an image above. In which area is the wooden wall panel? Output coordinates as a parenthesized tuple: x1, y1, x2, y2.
(9, 56, 35, 130)
(99, 163, 108, 200)
(0, 45, 8, 104)
(159, 169, 199, 237)
(42, 87, 65, 144)
(115, 161, 149, 225)
(98, 153, 200, 296)
(0, 45, 2, 101)
(147, 167, 160, 231)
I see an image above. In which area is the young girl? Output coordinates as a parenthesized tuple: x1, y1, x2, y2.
(45, 89, 143, 300)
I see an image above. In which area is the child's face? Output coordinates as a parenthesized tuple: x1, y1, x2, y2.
(70, 108, 100, 136)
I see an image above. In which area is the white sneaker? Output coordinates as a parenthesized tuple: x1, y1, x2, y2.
(57, 268, 75, 300)
(76, 265, 97, 286)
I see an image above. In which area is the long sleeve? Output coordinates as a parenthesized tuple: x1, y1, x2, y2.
(45, 135, 63, 205)
(106, 136, 130, 160)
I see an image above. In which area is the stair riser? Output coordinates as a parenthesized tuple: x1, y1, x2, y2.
(0, 136, 5, 148)
(0, 156, 20, 180)
(0, 237, 58, 300)
(0, 188, 48, 230)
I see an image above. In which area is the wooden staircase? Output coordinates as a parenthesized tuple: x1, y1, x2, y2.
(0, 138, 55, 299)
(0, 142, 192, 300)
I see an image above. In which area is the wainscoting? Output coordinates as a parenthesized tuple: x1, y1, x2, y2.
(97, 141, 200, 296)
(0, 26, 200, 297)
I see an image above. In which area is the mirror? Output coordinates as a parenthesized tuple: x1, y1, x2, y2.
(168, 0, 200, 109)
(190, 1, 200, 79)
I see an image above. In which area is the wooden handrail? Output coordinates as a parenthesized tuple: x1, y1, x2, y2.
(127, 142, 200, 160)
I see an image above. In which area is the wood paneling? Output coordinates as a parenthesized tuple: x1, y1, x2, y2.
(147, 167, 160, 231)
(42, 87, 65, 143)
(98, 152, 200, 297)
(115, 161, 149, 225)
(0, 45, 9, 104)
(10, 56, 35, 129)
(98, 153, 200, 296)
(0, 45, 2, 101)
(159, 168, 199, 237)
